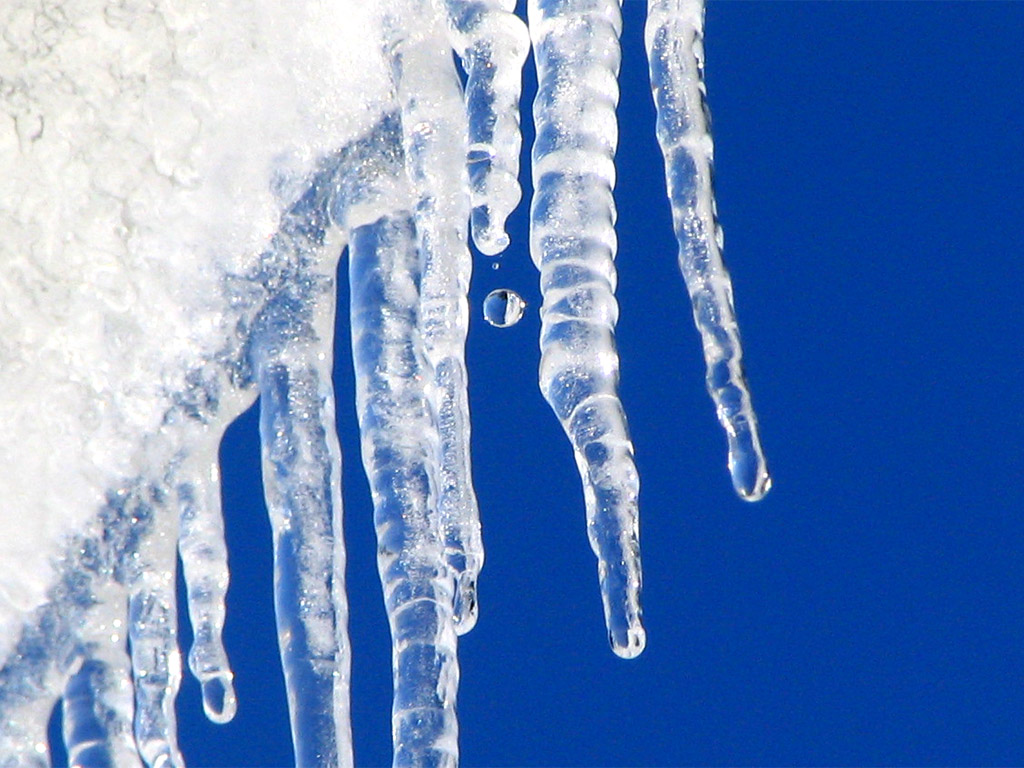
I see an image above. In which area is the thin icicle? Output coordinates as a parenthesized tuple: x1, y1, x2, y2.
(645, 0, 770, 500)
(175, 445, 236, 724)
(388, 0, 484, 633)
(349, 213, 459, 768)
(437, 0, 530, 255)
(528, 0, 645, 658)
(127, 492, 184, 768)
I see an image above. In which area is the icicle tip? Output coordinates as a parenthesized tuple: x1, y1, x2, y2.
(610, 624, 647, 660)
(727, 425, 771, 502)
(200, 673, 238, 724)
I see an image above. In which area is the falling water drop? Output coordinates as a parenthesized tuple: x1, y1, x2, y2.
(482, 289, 526, 328)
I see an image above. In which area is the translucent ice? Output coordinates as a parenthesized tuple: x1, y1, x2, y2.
(0, 0, 768, 765)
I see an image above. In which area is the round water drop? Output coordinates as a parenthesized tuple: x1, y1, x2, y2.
(483, 289, 526, 328)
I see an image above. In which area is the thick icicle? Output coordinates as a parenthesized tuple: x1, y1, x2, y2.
(174, 446, 236, 724)
(645, 0, 770, 500)
(126, 493, 184, 768)
(438, 0, 530, 255)
(349, 213, 459, 767)
(253, 313, 351, 767)
(61, 602, 140, 768)
(527, 0, 645, 658)
(388, 0, 484, 633)
(256, 357, 350, 768)
(251, 179, 352, 768)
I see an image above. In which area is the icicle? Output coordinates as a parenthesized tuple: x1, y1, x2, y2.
(251, 231, 352, 767)
(387, 0, 484, 633)
(349, 213, 459, 768)
(527, 0, 645, 659)
(645, 0, 770, 500)
(126, 490, 184, 768)
(175, 446, 236, 724)
(0, 0, 779, 763)
(61, 603, 140, 768)
(437, 0, 530, 255)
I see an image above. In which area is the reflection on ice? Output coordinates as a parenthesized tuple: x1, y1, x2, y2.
(482, 289, 526, 328)
(0, 0, 768, 765)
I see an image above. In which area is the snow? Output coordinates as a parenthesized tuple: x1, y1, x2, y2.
(0, 0, 768, 764)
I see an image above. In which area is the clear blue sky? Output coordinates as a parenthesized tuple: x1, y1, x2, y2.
(126, 2, 1024, 765)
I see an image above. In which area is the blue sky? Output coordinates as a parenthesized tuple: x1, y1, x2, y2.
(137, 2, 1024, 765)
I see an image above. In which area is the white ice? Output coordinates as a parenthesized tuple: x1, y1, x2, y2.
(0, 0, 768, 765)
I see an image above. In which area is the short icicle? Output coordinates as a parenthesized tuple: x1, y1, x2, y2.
(388, 0, 485, 633)
(527, 0, 645, 658)
(175, 443, 236, 724)
(645, 0, 770, 500)
(348, 212, 459, 768)
(438, 0, 530, 255)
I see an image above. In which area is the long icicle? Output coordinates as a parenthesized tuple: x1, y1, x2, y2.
(389, 0, 484, 634)
(349, 212, 459, 768)
(251, 183, 352, 767)
(528, 0, 645, 658)
(645, 0, 770, 500)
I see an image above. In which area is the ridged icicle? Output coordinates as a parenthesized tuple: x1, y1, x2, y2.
(61, 598, 140, 768)
(127, 491, 184, 768)
(349, 212, 460, 768)
(528, 0, 645, 659)
(389, 0, 485, 633)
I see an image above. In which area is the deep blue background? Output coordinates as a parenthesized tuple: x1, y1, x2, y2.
(127, 3, 1024, 766)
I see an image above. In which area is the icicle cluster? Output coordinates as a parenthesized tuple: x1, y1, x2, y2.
(0, 0, 768, 765)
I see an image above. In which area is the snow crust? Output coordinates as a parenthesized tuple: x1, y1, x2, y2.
(0, 0, 388, 668)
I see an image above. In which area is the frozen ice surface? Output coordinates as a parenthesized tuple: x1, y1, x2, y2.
(0, 0, 769, 765)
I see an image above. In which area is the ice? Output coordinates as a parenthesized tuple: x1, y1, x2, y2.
(174, 450, 235, 725)
(645, 0, 770, 500)
(388, 0, 485, 634)
(0, 0, 769, 765)
(528, 0, 644, 659)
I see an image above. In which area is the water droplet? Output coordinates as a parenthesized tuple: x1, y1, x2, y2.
(483, 289, 525, 328)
